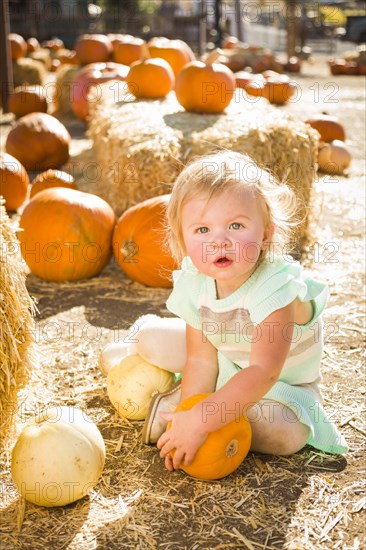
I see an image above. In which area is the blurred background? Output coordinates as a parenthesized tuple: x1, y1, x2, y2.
(7, 0, 366, 55)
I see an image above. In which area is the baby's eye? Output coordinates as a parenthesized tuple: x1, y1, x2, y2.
(197, 227, 209, 234)
(230, 222, 243, 230)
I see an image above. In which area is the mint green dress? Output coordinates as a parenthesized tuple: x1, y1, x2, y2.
(166, 256, 348, 454)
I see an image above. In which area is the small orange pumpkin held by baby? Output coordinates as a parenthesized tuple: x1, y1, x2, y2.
(167, 393, 252, 480)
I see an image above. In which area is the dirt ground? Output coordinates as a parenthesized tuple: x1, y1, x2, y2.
(0, 55, 365, 549)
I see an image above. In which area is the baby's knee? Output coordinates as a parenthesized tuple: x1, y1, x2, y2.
(134, 316, 187, 372)
(273, 423, 310, 455)
(248, 402, 310, 456)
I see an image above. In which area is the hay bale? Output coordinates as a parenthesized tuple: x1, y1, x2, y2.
(12, 58, 47, 87)
(54, 64, 81, 115)
(88, 87, 319, 245)
(0, 200, 36, 449)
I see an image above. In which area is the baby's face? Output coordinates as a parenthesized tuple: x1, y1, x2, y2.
(181, 186, 270, 298)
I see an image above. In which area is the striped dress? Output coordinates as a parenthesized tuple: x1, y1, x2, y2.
(166, 256, 348, 454)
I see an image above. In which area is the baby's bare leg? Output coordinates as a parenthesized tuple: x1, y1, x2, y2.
(247, 399, 310, 456)
(131, 315, 187, 373)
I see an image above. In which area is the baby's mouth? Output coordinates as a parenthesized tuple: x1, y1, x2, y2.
(214, 256, 233, 267)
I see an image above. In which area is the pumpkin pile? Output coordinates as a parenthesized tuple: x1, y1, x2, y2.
(237, 70, 297, 105)
(215, 40, 301, 74)
(328, 45, 366, 76)
(168, 394, 252, 480)
(306, 114, 352, 175)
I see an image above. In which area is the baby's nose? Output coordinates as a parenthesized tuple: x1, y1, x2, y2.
(214, 230, 232, 246)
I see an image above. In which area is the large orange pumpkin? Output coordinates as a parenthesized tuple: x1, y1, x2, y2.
(113, 194, 177, 288)
(306, 114, 346, 143)
(175, 50, 235, 114)
(74, 34, 113, 65)
(70, 62, 129, 120)
(147, 37, 195, 77)
(8, 85, 48, 118)
(18, 188, 115, 282)
(126, 58, 175, 99)
(30, 169, 77, 198)
(113, 37, 147, 66)
(168, 394, 252, 480)
(0, 152, 29, 211)
(8, 33, 27, 60)
(5, 112, 71, 171)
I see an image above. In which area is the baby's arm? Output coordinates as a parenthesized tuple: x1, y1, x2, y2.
(158, 324, 218, 471)
(197, 301, 295, 432)
(158, 301, 295, 470)
(180, 324, 219, 400)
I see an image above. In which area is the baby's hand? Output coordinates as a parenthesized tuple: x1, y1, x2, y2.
(157, 409, 208, 471)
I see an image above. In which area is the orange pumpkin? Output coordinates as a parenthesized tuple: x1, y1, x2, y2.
(262, 76, 297, 105)
(234, 71, 253, 90)
(306, 114, 346, 143)
(30, 169, 77, 198)
(113, 37, 147, 66)
(284, 56, 302, 73)
(222, 35, 239, 49)
(175, 50, 235, 114)
(113, 194, 177, 288)
(74, 34, 113, 65)
(8, 33, 27, 60)
(71, 62, 129, 120)
(126, 58, 175, 99)
(18, 188, 115, 282)
(246, 73, 296, 104)
(147, 37, 195, 77)
(168, 394, 252, 480)
(328, 59, 347, 75)
(8, 85, 48, 118)
(42, 38, 64, 52)
(0, 152, 29, 211)
(50, 59, 61, 72)
(244, 75, 266, 98)
(26, 37, 40, 53)
(107, 33, 134, 49)
(318, 140, 352, 175)
(57, 49, 80, 66)
(5, 113, 71, 171)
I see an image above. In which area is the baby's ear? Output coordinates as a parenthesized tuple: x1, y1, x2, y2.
(261, 223, 274, 250)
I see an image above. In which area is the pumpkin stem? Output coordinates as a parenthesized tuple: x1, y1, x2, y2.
(205, 49, 223, 66)
(226, 438, 239, 457)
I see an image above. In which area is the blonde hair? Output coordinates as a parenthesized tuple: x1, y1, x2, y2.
(167, 151, 300, 264)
